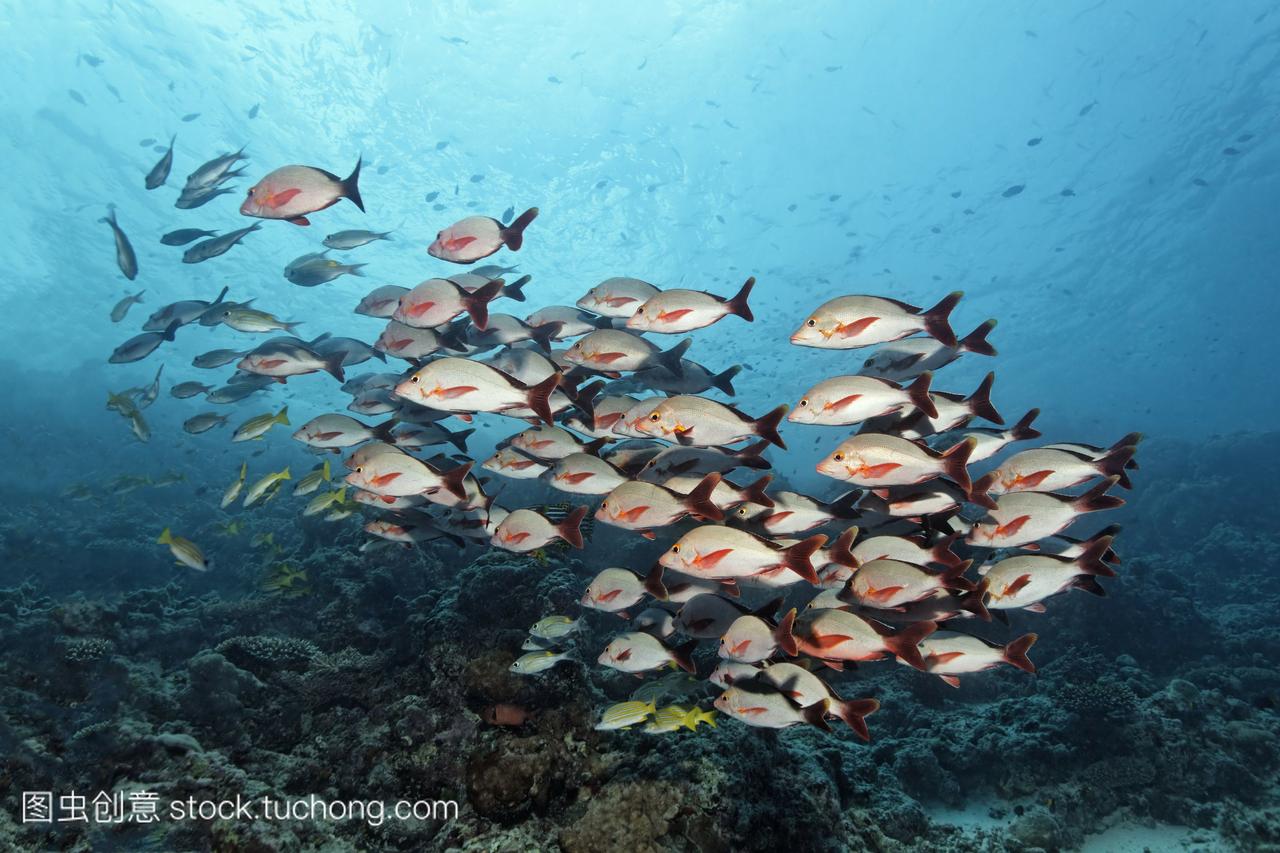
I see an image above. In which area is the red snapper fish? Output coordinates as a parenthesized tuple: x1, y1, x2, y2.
(240, 157, 364, 226)
(429, 208, 539, 264)
(791, 291, 963, 349)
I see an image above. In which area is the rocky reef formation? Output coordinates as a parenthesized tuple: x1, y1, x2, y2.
(0, 432, 1276, 851)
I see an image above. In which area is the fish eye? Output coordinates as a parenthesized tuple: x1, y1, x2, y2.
(806, 318, 816, 327)
(670, 545, 680, 553)
(356, 466, 363, 473)
(601, 500, 608, 508)
(649, 413, 660, 421)
(799, 399, 808, 407)
(833, 453, 844, 461)
(411, 376, 420, 383)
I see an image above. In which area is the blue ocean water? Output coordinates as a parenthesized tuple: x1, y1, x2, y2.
(1, 2, 1278, 851)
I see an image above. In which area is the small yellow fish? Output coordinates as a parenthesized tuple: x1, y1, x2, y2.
(232, 406, 290, 443)
(304, 486, 347, 517)
(243, 467, 290, 507)
(157, 527, 209, 571)
(216, 519, 243, 536)
(529, 615, 581, 640)
(644, 704, 717, 734)
(251, 531, 276, 549)
(323, 499, 361, 521)
(595, 699, 657, 731)
(509, 650, 574, 675)
(221, 462, 247, 509)
(293, 460, 332, 496)
(261, 564, 309, 597)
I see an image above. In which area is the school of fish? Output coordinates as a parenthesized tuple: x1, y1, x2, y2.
(105, 139, 1138, 741)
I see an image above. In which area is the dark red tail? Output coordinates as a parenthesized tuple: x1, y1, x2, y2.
(500, 207, 539, 251)
(557, 505, 587, 549)
(1077, 534, 1118, 578)
(525, 373, 560, 426)
(712, 365, 742, 396)
(1098, 444, 1138, 489)
(439, 461, 473, 502)
(502, 274, 531, 302)
(959, 579, 991, 622)
(968, 471, 997, 509)
(834, 698, 880, 742)
(1003, 633, 1038, 674)
(965, 372, 1002, 424)
(885, 620, 937, 671)
(754, 404, 789, 450)
(939, 437, 975, 494)
(670, 639, 698, 674)
(774, 608, 798, 656)
(727, 277, 755, 321)
(958, 319, 997, 356)
(686, 472, 726, 521)
(1011, 408, 1042, 441)
(782, 535, 826, 584)
(1074, 477, 1124, 513)
(828, 527, 860, 569)
(940, 559, 976, 592)
(460, 279, 503, 331)
(922, 291, 962, 347)
(643, 562, 668, 599)
(906, 372, 938, 419)
(735, 439, 772, 469)
(742, 474, 773, 509)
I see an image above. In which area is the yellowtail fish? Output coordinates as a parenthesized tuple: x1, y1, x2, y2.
(594, 699, 657, 731)
(528, 615, 582, 640)
(251, 532, 276, 549)
(509, 650, 574, 675)
(323, 499, 360, 521)
(304, 486, 347, 517)
(293, 460, 331, 496)
(630, 672, 704, 705)
(128, 409, 150, 442)
(219, 306, 301, 334)
(243, 467, 290, 507)
(232, 406, 290, 442)
(643, 704, 717, 733)
(216, 519, 243, 536)
(221, 462, 247, 508)
(157, 527, 209, 571)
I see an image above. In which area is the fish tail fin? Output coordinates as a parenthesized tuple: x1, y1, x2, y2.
(320, 460, 331, 481)
(162, 319, 182, 342)
(157, 527, 172, 544)
(710, 364, 741, 396)
(801, 699, 833, 732)
(321, 351, 346, 383)
(773, 607, 798, 656)
(211, 286, 229, 306)
(460, 279, 503, 331)
(1086, 524, 1123, 564)
(136, 290, 146, 303)
(1011, 408, 1042, 442)
(967, 471, 998, 510)
(922, 291, 962, 347)
(685, 472, 725, 521)
(734, 439, 772, 469)
(370, 346, 388, 362)
(834, 698, 879, 742)
(965, 372, 1002, 424)
(557, 505, 587, 549)
(960, 580, 992, 621)
(1074, 476, 1124, 513)
(1073, 576, 1108, 597)
(643, 562, 668, 600)
(753, 404, 789, 450)
(448, 427, 475, 454)
(347, 263, 367, 277)
(670, 639, 698, 674)
(568, 379, 603, 424)
(283, 320, 304, 334)
(939, 437, 976, 494)
(930, 533, 965, 569)
(581, 436, 609, 457)
(1110, 432, 1144, 454)
(828, 526, 860, 569)
(279, 467, 291, 481)
(440, 461, 473, 502)
(940, 559, 976, 592)
(529, 320, 560, 354)
(1003, 633, 1038, 674)
(275, 406, 290, 426)
(906, 371, 938, 419)
(726, 276, 755, 321)
(371, 419, 397, 443)
(742, 474, 773, 509)
(342, 155, 365, 211)
(752, 596, 783, 620)
(1078, 534, 1118, 578)
(958, 319, 998, 356)
(782, 535, 826, 584)
(1098, 444, 1138, 489)
(500, 207, 539, 251)
(656, 337, 692, 375)
(526, 373, 560, 426)
(698, 708, 718, 729)
(885, 620, 937, 671)
(502, 274, 531, 302)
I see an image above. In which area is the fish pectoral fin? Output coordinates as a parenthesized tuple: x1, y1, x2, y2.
(811, 633, 854, 650)
(289, 216, 311, 226)
(837, 317, 878, 338)
(657, 308, 693, 323)
(268, 188, 302, 208)
(437, 385, 479, 399)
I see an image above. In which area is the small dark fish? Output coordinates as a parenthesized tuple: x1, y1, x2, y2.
(1002, 184, 1025, 198)
(787, 203, 797, 212)
(637, 57, 648, 70)
(425, 191, 439, 202)
(716, 214, 725, 224)
(432, 203, 446, 211)
(1237, 133, 1254, 142)
(1079, 101, 1097, 116)
(950, 190, 962, 199)
(1060, 188, 1076, 197)
(100, 207, 138, 280)
(470, 174, 484, 183)
(548, 76, 562, 84)
(175, 186, 234, 209)
(1025, 29, 1038, 38)
(139, 138, 156, 147)
(963, 208, 975, 215)
(931, 226, 941, 234)
(69, 89, 86, 105)
(161, 228, 219, 246)
(152, 145, 168, 154)
(1222, 147, 1240, 156)
(376, 165, 388, 175)
(1026, 137, 1042, 147)
(183, 223, 261, 264)
(145, 134, 176, 190)
(571, 50, 586, 60)
(1192, 178, 1209, 187)
(181, 112, 200, 122)
(724, 119, 738, 129)
(501, 206, 515, 223)
(248, 103, 260, 119)
(595, 180, 608, 189)
(824, 65, 842, 72)
(435, 141, 449, 151)
(706, 100, 720, 107)
(78, 53, 104, 67)
(441, 36, 467, 45)
(106, 84, 123, 102)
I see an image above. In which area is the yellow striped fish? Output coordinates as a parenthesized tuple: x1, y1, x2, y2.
(232, 405, 290, 443)
(221, 461, 247, 508)
(304, 486, 347, 517)
(594, 699, 657, 731)
(293, 460, 332, 496)
(157, 527, 209, 571)
(244, 467, 291, 507)
(644, 704, 717, 734)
